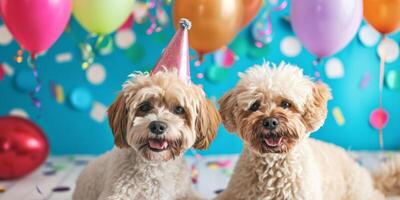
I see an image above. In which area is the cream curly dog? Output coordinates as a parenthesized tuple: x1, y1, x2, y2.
(73, 71, 220, 200)
(216, 62, 400, 200)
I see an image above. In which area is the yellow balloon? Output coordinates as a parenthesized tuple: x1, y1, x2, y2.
(73, 0, 134, 35)
(173, 0, 243, 58)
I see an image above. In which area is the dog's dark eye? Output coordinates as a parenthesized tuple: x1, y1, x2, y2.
(139, 102, 152, 112)
(174, 106, 185, 115)
(280, 100, 291, 109)
(249, 101, 260, 112)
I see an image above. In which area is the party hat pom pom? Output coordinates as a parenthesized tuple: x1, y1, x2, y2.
(180, 18, 192, 30)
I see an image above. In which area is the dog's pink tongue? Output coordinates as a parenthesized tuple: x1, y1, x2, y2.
(264, 136, 283, 147)
(149, 139, 168, 150)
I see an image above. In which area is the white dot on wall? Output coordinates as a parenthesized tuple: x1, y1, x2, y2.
(358, 25, 380, 47)
(0, 25, 13, 45)
(325, 58, 345, 79)
(115, 29, 136, 49)
(90, 101, 108, 123)
(86, 63, 106, 85)
(55, 52, 73, 63)
(9, 108, 29, 119)
(280, 36, 302, 57)
(378, 38, 399, 63)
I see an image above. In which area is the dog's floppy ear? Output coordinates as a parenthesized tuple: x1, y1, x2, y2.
(193, 99, 221, 150)
(302, 83, 332, 133)
(218, 89, 237, 132)
(108, 93, 129, 148)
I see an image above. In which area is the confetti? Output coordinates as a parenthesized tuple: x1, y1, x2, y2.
(191, 164, 198, 184)
(0, 64, 4, 80)
(332, 107, 345, 126)
(196, 73, 204, 79)
(2, 62, 14, 76)
(50, 82, 65, 104)
(205, 65, 230, 84)
(378, 38, 399, 63)
(359, 72, 371, 90)
(358, 25, 381, 47)
(214, 47, 236, 68)
(280, 36, 302, 57)
(55, 52, 73, 63)
(132, 2, 149, 24)
(74, 159, 89, 166)
(115, 29, 136, 49)
(53, 164, 66, 171)
(369, 108, 389, 129)
(9, 108, 29, 119)
(69, 87, 93, 111)
(43, 169, 57, 176)
(385, 70, 400, 90)
(52, 186, 70, 192)
(214, 189, 224, 194)
(325, 58, 345, 79)
(0, 25, 13, 45)
(90, 101, 108, 123)
(86, 63, 106, 85)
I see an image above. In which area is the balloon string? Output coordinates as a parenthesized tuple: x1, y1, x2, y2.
(28, 54, 42, 111)
(146, 0, 162, 35)
(258, 0, 287, 38)
(378, 36, 386, 150)
(312, 57, 322, 82)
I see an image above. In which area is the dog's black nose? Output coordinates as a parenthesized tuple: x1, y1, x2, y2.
(148, 121, 168, 135)
(263, 117, 279, 130)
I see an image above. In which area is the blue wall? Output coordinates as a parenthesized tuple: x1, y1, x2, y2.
(1, 2, 400, 155)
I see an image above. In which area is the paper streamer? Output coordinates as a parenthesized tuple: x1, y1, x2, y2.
(28, 55, 42, 110)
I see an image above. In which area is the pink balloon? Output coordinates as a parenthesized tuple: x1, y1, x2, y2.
(290, 0, 363, 58)
(369, 108, 389, 129)
(0, 0, 72, 54)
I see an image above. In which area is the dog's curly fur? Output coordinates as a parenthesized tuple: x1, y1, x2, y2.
(73, 71, 221, 200)
(216, 62, 400, 200)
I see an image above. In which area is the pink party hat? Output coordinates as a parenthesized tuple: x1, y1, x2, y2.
(150, 18, 191, 83)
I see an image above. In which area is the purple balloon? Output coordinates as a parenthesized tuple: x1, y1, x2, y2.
(290, 0, 363, 58)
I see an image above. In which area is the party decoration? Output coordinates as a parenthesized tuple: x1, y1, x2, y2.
(206, 65, 230, 83)
(0, 65, 4, 81)
(385, 70, 400, 90)
(69, 87, 93, 111)
(325, 58, 345, 79)
(248, 44, 269, 59)
(241, 0, 263, 28)
(214, 47, 236, 68)
(119, 14, 134, 31)
(125, 43, 146, 63)
(55, 52, 73, 64)
(370, 108, 389, 130)
(86, 63, 106, 85)
(9, 108, 29, 119)
(0, 0, 71, 54)
(50, 82, 65, 104)
(280, 36, 301, 57)
(173, 0, 243, 60)
(290, 0, 362, 58)
(73, 0, 134, 35)
(332, 107, 345, 126)
(364, 0, 400, 35)
(230, 36, 250, 56)
(0, 116, 49, 179)
(14, 69, 37, 92)
(377, 38, 399, 63)
(90, 101, 108, 123)
(115, 29, 136, 49)
(359, 72, 371, 90)
(0, 25, 12, 46)
(1, 62, 13, 77)
(358, 25, 381, 47)
(150, 18, 191, 83)
(252, 1, 287, 47)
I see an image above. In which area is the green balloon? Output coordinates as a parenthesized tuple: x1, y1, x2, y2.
(73, 0, 135, 35)
(206, 65, 230, 84)
(386, 70, 400, 90)
(230, 36, 250, 56)
(248, 44, 268, 59)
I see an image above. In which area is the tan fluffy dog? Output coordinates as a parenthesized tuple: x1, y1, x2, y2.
(216, 62, 400, 200)
(73, 71, 220, 200)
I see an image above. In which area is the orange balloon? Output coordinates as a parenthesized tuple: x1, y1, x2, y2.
(364, 0, 400, 34)
(241, 0, 263, 28)
(173, 0, 243, 58)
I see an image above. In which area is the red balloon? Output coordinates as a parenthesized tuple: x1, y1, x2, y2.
(0, 116, 49, 180)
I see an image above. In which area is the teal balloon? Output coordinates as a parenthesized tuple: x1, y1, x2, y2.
(69, 87, 93, 111)
(386, 70, 400, 90)
(14, 69, 36, 92)
(248, 44, 268, 59)
(230, 36, 250, 56)
(206, 65, 230, 84)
